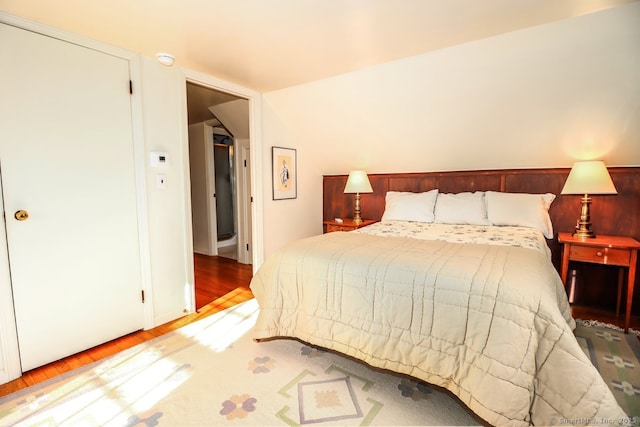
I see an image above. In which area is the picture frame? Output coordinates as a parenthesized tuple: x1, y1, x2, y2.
(272, 146, 297, 200)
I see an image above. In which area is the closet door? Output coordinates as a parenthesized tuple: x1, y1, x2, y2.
(0, 24, 144, 371)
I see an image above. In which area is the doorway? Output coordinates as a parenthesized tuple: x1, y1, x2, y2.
(213, 134, 238, 259)
(185, 82, 252, 309)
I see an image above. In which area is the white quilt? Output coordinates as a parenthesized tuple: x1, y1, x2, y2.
(250, 226, 627, 426)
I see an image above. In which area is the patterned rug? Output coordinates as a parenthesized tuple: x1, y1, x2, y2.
(574, 320, 640, 421)
(0, 301, 638, 426)
(0, 299, 480, 426)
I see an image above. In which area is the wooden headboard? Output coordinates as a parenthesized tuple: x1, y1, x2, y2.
(323, 167, 640, 311)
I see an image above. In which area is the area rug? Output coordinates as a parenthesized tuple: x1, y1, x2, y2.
(574, 320, 640, 420)
(0, 299, 481, 426)
(2, 304, 639, 427)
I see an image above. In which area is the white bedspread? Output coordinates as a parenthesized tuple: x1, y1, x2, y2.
(250, 225, 627, 426)
(355, 220, 550, 255)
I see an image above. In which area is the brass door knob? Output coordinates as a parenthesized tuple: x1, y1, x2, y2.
(14, 210, 29, 221)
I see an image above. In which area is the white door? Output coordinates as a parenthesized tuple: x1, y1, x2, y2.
(188, 123, 218, 256)
(239, 144, 253, 264)
(0, 24, 144, 371)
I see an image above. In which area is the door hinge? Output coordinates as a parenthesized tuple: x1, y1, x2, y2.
(250, 196, 253, 203)
(244, 159, 247, 167)
(246, 243, 249, 251)
(141, 290, 145, 303)
(129, 80, 133, 94)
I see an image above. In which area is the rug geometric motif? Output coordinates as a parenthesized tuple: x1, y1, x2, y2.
(297, 376, 363, 424)
(246, 343, 407, 426)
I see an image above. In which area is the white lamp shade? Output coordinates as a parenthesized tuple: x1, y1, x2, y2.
(344, 170, 373, 194)
(561, 160, 617, 195)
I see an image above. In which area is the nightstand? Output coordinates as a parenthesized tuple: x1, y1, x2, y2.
(323, 219, 376, 233)
(558, 232, 640, 333)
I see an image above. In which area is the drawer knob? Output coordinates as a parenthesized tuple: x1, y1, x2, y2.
(596, 251, 603, 257)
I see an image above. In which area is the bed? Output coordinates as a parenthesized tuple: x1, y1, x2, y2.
(250, 188, 628, 426)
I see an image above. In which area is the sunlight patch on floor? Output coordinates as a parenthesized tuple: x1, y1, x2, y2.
(11, 346, 191, 426)
(1, 300, 261, 426)
(178, 298, 259, 351)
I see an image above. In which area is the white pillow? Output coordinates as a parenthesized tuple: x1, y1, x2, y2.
(381, 190, 439, 223)
(485, 191, 556, 239)
(434, 192, 491, 225)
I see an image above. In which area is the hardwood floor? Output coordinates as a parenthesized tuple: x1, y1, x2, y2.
(0, 254, 253, 398)
(1, 254, 637, 398)
(571, 304, 640, 332)
(194, 253, 252, 310)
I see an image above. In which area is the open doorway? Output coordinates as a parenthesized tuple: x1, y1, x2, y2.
(186, 82, 252, 309)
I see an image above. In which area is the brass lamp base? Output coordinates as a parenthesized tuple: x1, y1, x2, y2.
(353, 192, 363, 224)
(572, 194, 596, 239)
(573, 228, 595, 239)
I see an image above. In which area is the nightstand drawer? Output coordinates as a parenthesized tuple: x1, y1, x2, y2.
(323, 219, 376, 233)
(569, 245, 631, 266)
(326, 224, 355, 233)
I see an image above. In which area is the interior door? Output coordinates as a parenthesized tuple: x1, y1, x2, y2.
(240, 145, 252, 264)
(0, 24, 144, 370)
(213, 142, 235, 240)
(188, 123, 218, 256)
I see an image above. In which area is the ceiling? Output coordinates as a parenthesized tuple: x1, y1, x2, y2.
(186, 82, 242, 125)
(1, 0, 637, 93)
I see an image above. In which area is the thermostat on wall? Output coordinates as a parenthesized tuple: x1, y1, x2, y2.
(150, 151, 169, 167)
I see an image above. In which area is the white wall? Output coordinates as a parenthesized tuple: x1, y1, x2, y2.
(0, 2, 638, 336)
(139, 64, 263, 322)
(139, 57, 195, 325)
(260, 3, 640, 257)
(140, 64, 263, 323)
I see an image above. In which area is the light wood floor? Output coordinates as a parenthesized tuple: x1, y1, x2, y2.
(1, 256, 638, 398)
(0, 254, 253, 398)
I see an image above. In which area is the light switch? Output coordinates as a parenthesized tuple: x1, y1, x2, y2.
(157, 174, 167, 190)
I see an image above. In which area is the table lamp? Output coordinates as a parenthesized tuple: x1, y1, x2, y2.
(561, 160, 617, 238)
(344, 170, 373, 224)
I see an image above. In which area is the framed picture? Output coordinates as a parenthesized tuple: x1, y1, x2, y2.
(272, 146, 297, 200)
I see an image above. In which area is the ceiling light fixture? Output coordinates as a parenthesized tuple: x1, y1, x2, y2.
(156, 52, 175, 66)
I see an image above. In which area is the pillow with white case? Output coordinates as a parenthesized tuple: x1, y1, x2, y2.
(381, 189, 439, 223)
(485, 191, 556, 239)
(434, 192, 491, 225)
